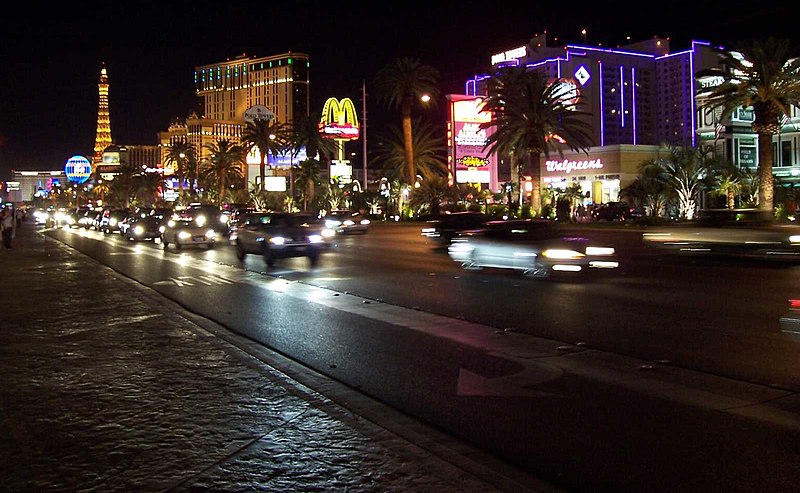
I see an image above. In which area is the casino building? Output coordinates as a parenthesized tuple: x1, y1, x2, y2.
(464, 34, 800, 206)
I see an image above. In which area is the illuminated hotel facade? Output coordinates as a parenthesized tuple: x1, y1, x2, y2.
(159, 52, 311, 192)
(467, 34, 800, 205)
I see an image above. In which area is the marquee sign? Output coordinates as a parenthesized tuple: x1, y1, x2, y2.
(545, 158, 604, 174)
(449, 95, 496, 186)
(64, 155, 92, 184)
(319, 97, 360, 140)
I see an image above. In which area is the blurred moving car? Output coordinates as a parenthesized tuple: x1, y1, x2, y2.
(181, 203, 230, 235)
(64, 208, 91, 228)
(160, 217, 217, 250)
(234, 212, 335, 266)
(119, 213, 163, 242)
(421, 212, 490, 245)
(591, 202, 641, 222)
(642, 209, 800, 261)
(448, 219, 619, 279)
(323, 210, 371, 234)
(99, 209, 130, 234)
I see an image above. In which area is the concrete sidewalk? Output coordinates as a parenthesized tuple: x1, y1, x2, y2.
(0, 222, 556, 492)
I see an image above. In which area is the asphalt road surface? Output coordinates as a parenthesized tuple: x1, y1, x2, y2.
(45, 222, 800, 493)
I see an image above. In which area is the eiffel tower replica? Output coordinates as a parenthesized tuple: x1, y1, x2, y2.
(92, 63, 112, 167)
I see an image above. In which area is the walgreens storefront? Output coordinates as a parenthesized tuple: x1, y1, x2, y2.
(540, 144, 662, 206)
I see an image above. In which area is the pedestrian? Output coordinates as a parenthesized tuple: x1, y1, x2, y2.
(1, 209, 15, 249)
(15, 207, 24, 227)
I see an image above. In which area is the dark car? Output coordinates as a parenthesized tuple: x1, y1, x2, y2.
(591, 202, 641, 222)
(64, 208, 91, 228)
(234, 212, 335, 266)
(421, 212, 490, 245)
(323, 210, 371, 234)
(448, 219, 619, 279)
(99, 209, 130, 234)
(118, 213, 163, 241)
(181, 203, 230, 235)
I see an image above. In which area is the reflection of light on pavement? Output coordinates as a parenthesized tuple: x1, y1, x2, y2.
(314, 277, 349, 282)
(266, 279, 293, 293)
(175, 255, 192, 267)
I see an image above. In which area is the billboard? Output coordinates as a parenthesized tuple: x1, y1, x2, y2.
(447, 95, 497, 188)
(319, 97, 360, 141)
(64, 155, 92, 184)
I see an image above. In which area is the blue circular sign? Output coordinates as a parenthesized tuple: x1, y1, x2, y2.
(65, 155, 92, 184)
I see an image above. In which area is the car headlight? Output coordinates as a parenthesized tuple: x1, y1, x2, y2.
(205, 229, 216, 238)
(66, 217, 76, 225)
(308, 234, 323, 243)
(55, 212, 65, 221)
(219, 214, 229, 224)
(134, 226, 144, 235)
(326, 219, 341, 228)
(178, 231, 192, 240)
(790, 235, 800, 244)
(542, 249, 585, 259)
(168, 220, 176, 228)
(195, 215, 207, 227)
(585, 246, 615, 256)
(270, 236, 286, 245)
(158, 225, 166, 233)
(109, 218, 117, 226)
(360, 219, 371, 225)
(343, 219, 355, 226)
(321, 228, 335, 238)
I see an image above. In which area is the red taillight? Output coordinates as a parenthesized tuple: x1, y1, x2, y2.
(790, 299, 800, 309)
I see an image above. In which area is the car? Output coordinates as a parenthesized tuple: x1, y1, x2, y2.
(591, 202, 642, 222)
(421, 211, 490, 245)
(226, 207, 259, 240)
(118, 214, 163, 241)
(181, 203, 230, 235)
(642, 209, 800, 261)
(99, 209, 130, 234)
(64, 208, 91, 228)
(234, 212, 335, 266)
(78, 209, 99, 229)
(447, 219, 619, 279)
(323, 210, 371, 234)
(160, 217, 217, 250)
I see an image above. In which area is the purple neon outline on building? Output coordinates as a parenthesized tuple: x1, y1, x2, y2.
(599, 60, 605, 146)
(620, 65, 625, 128)
(565, 44, 655, 59)
(632, 67, 637, 145)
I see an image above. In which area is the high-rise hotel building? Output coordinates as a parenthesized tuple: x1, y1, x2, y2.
(159, 52, 310, 186)
(467, 34, 800, 203)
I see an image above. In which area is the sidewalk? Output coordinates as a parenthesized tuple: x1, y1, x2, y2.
(0, 223, 556, 492)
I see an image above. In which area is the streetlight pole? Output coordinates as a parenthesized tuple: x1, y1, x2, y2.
(362, 80, 368, 191)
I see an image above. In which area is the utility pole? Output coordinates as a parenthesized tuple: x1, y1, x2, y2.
(362, 80, 368, 191)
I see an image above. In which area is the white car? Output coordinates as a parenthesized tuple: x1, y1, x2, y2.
(160, 218, 217, 250)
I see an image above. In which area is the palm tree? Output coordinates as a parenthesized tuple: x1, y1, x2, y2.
(655, 146, 712, 220)
(92, 180, 110, 205)
(704, 38, 800, 213)
(164, 141, 196, 199)
(374, 119, 448, 183)
(621, 159, 672, 219)
(374, 57, 440, 185)
(294, 158, 321, 211)
(409, 175, 452, 216)
(481, 65, 594, 213)
(707, 159, 742, 209)
(241, 118, 288, 192)
(201, 139, 246, 205)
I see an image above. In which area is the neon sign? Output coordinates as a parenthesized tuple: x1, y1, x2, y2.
(457, 156, 489, 167)
(455, 123, 488, 146)
(545, 158, 604, 174)
(64, 155, 92, 184)
(492, 46, 527, 65)
(319, 97, 360, 140)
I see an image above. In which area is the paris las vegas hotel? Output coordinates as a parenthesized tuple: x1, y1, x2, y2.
(461, 34, 800, 206)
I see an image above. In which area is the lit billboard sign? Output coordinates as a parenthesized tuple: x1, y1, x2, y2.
(64, 155, 92, 184)
(319, 97, 360, 140)
(491, 46, 527, 65)
(450, 96, 496, 185)
(545, 158, 604, 174)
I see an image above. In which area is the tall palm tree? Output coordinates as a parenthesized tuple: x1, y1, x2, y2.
(481, 65, 594, 213)
(704, 38, 800, 213)
(201, 139, 246, 205)
(374, 57, 440, 185)
(294, 158, 321, 211)
(655, 146, 712, 220)
(374, 119, 448, 183)
(241, 118, 288, 192)
(164, 141, 196, 198)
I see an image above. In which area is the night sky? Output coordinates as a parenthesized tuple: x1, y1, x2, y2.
(1, 0, 795, 179)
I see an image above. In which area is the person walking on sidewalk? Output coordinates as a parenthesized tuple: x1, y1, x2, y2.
(1, 209, 15, 249)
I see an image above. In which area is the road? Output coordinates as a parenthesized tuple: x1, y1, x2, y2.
(44, 222, 800, 492)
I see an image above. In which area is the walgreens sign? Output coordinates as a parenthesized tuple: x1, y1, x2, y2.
(545, 158, 604, 174)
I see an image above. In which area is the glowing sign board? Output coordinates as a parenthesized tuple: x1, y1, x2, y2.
(491, 46, 527, 65)
(64, 155, 92, 184)
(244, 105, 276, 122)
(545, 158, 604, 174)
(319, 98, 360, 140)
(449, 96, 496, 185)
